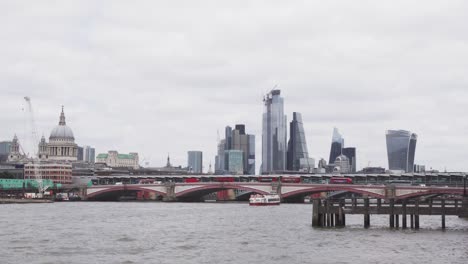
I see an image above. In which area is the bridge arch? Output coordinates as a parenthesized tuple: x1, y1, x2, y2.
(176, 183, 270, 199)
(87, 186, 166, 200)
(281, 186, 386, 200)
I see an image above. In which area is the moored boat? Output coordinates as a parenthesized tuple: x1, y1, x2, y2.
(249, 194, 280, 206)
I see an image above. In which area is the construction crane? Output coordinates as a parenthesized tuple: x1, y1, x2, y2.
(23, 97, 45, 194)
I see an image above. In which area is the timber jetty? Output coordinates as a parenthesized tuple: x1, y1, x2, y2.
(312, 197, 468, 229)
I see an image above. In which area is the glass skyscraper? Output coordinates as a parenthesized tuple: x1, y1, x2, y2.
(386, 130, 417, 173)
(342, 147, 356, 173)
(262, 89, 287, 174)
(224, 149, 244, 175)
(329, 128, 344, 164)
(247, 134, 255, 175)
(287, 112, 312, 171)
(188, 151, 203, 174)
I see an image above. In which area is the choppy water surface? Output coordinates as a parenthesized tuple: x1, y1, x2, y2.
(1, 202, 467, 264)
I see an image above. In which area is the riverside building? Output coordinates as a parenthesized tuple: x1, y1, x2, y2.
(24, 162, 72, 184)
(96, 151, 139, 169)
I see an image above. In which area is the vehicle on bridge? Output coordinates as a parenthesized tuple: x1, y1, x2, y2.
(212, 176, 236, 182)
(280, 176, 301, 183)
(184, 177, 200, 183)
(139, 179, 156, 184)
(329, 177, 353, 184)
(258, 176, 278, 182)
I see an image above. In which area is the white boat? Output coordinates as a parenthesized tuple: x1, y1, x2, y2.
(249, 194, 280, 206)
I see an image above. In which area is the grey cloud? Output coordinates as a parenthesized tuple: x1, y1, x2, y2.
(1, 0, 467, 171)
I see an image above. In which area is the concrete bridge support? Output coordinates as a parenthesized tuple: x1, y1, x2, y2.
(163, 183, 176, 202)
(460, 197, 468, 218)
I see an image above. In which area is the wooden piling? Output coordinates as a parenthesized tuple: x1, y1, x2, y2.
(402, 200, 407, 229)
(312, 199, 321, 227)
(364, 198, 370, 228)
(415, 200, 420, 229)
(410, 214, 414, 229)
(441, 199, 446, 229)
(395, 214, 399, 228)
(389, 199, 395, 228)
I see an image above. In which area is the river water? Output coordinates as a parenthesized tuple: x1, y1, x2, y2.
(0, 202, 467, 264)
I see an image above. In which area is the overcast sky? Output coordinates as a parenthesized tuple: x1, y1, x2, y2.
(1, 1, 468, 172)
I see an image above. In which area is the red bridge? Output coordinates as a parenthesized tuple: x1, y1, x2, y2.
(86, 182, 465, 202)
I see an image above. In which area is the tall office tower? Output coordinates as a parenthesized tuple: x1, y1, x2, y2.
(224, 149, 244, 174)
(0, 141, 12, 162)
(342, 147, 356, 173)
(214, 139, 226, 174)
(224, 126, 232, 151)
(287, 112, 313, 171)
(261, 89, 287, 174)
(328, 128, 344, 164)
(83, 146, 96, 163)
(386, 130, 418, 173)
(0, 141, 12, 155)
(247, 135, 255, 175)
(231, 125, 249, 175)
(188, 151, 203, 174)
(77, 147, 84, 161)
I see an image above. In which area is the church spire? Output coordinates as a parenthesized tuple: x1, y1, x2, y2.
(166, 153, 172, 167)
(59, 106, 66, 125)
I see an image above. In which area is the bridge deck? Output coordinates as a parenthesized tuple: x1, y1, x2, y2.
(318, 199, 464, 216)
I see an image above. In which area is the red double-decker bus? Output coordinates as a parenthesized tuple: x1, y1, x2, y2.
(184, 177, 200, 183)
(212, 177, 235, 182)
(329, 177, 353, 184)
(258, 176, 278, 182)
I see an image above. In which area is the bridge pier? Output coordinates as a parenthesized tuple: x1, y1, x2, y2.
(415, 200, 420, 229)
(312, 199, 321, 227)
(389, 199, 395, 228)
(313, 199, 344, 228)
(441, 199, 446, 229)
(402, 200, 407, 229)
(364, 198, 370, 228)
(459, 197, 468, 218)
(163, 182, 176, 202)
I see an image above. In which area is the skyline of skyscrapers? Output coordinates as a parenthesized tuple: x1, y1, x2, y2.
(215, 124, 255, 175)
(261, 89, 287, 174)
(386, 130, 418, 173)
(287, 112, 313, 171)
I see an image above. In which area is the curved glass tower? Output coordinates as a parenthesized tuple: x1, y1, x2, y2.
(287, 112, 311, 171)
(261, 89, 287, 174)
(329, 128, 344, 164)
(386, 130, 417, 173)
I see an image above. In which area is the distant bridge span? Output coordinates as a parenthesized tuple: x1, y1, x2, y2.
(86, 182, 465, 201)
